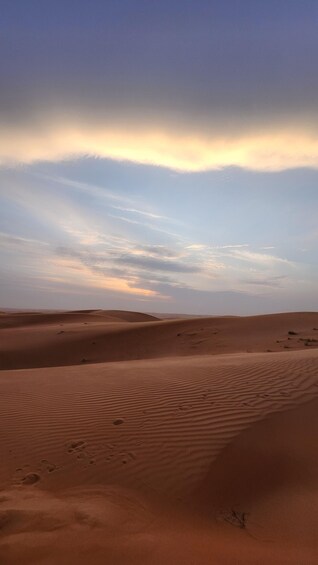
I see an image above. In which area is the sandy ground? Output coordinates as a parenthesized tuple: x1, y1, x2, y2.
(0, 310, 317, 564)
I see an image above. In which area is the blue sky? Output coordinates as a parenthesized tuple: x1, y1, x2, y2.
(0, 1, 317, 314)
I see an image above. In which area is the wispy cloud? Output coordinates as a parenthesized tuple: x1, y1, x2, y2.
(240, 275, 288, 288)
(185, 244, 208, 250)
(110, 205, 169, 221)
(0, 232, 47, 249)
(108, 213, 182, 239)
(116, 253, 200, 274)
(1, 160, 316, 311)
(34, 173, 136, 206)
(212, 244, 250, 250)
(226, 249, 292, 266)
(49, 254, 160, 298)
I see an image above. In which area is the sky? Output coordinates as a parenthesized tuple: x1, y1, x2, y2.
(0, 0, 317, 315)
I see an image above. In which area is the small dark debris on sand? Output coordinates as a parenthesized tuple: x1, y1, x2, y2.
(113, 418, 124, 426)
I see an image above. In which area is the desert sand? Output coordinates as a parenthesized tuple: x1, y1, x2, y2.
(0, 310, 317, 564)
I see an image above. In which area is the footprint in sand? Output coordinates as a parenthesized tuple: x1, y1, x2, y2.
(12, 458, 58, 485)
(13, 467, 41, 486)
(67, 440, 86, 453)
(120, 451, 136, 465)
(40, 459, 57, 473)
(21, 473, 41, 485)
(218, 509, 248, 529)
(67, 440, 90, 458)
(105, 443, 116, 462)
(67, 440, 93, 462)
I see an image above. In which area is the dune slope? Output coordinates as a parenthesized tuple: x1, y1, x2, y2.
(1, 310, 318, 370)
(0, 311, 317, 564)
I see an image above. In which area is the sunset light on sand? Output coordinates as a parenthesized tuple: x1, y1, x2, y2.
(0, 2, 317, 564)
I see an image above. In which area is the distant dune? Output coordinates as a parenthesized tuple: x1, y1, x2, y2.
(1, 309, 318, 370)
(0, 310, 317, 564)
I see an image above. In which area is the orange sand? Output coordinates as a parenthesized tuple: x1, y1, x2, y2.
(0, 310, 317, 564)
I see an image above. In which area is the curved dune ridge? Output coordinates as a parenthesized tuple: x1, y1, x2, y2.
(0, 309, 159, 329)
(1, 310, 318, 370)
(0, 310, 318, 564)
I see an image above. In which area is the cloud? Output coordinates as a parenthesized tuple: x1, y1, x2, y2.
(110, 205, 168, 220)
(131, 245, 180, 258)
(186, 244, 208, 250)
(115, 253, 200, 273)
(49, 254, 160, 298)
(36, 174, 136, 205)
(226, 249, 292, 266)
(0, 232, 47, 249)
(2, 122, 318, 172)
(212, 244, 250, 250)
(107, 213, 181, 239)
(2, 1, 318, 172)
(240, 275, 288, 288)
(56, 245, 199, 284)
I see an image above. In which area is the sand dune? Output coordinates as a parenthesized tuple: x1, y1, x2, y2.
(1, 310, 318, 370)
(0, 309, 159, 329)
(0, 311, 317, 563)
